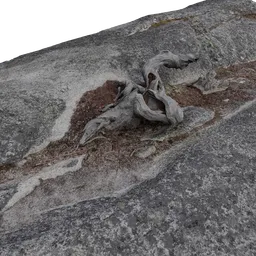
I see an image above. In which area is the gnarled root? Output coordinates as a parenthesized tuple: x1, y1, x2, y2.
(134, 85, 183, 125)
(143, 50, 198, 89)
(79, 117, 113, 145)
(79, 51, 198, 145)
(80, 89, 140, 145)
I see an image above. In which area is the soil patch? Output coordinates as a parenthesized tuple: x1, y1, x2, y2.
(242, 13, 256, 20)
(1, 61, 256, 181)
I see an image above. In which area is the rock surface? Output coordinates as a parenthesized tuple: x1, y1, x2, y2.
(1, 0, 256, 164)
(1, 0, 256, 255)
(1, 100, 256, 255)
(134, 145, 157, 159)
(141, 106, 215, 142)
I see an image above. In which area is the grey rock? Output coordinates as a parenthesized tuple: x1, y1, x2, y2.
(1, 0, 256, 255)
(134, 145, 156, 159)
(1, 155, 85, 213)
(1, 95, 256, 256)
(1, 0, 256, 164)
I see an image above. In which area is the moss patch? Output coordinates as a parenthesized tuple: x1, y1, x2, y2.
(151, 17, 190, 28)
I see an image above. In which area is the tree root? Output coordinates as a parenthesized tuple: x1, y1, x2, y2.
(79, 51, 198, 145)
(83, 136, 107, 145)
(143, 50, 198, 89)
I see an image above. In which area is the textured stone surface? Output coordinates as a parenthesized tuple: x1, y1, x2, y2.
(2, 155, 85, 213)
(1, 0, 256, 255)
(134, 145, 157, 159)
(1, 98, 256, 256)
(1, 0, 256, 164)
(0, 86, 65, 163)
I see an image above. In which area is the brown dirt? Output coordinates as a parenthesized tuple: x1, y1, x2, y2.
(27, 81, 125, 161)
(242, 13, 256, 20)
(1, 61, 256, 181)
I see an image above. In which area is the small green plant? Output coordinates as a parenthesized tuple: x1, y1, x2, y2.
(151, 17, 190, 28)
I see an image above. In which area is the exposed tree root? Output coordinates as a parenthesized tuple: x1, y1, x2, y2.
(80, 51, 198, 145)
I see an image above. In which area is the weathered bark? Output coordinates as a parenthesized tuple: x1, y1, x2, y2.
(134, 86, 183, 124)
(80, 51, 198, 145)
(80, 85, 141, 145)
(143, 50, 198, 89)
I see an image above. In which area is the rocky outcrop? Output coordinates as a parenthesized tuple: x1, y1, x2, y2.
(1, 0, 256, 255)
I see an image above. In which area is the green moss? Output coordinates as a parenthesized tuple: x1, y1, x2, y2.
(202, 36, 217, 49)
(151, 17, 190, 28)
